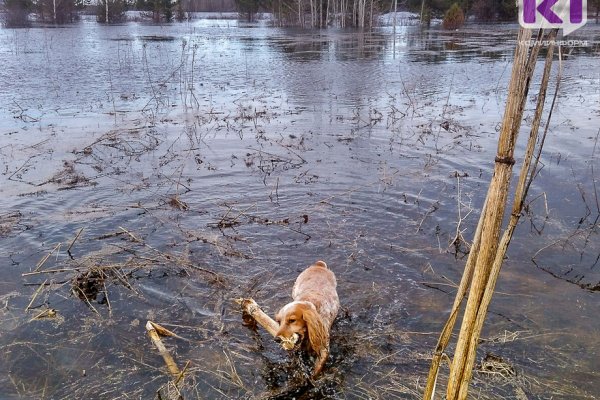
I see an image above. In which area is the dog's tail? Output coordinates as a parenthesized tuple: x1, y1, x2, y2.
(314, 260, 328, 269)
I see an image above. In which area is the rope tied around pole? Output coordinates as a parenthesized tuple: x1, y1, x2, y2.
(494, 156, 516, 165)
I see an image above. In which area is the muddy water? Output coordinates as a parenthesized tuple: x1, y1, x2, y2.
(0, 18, 599, 399)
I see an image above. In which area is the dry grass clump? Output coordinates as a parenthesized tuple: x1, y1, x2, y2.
(0, 212, 23, 237)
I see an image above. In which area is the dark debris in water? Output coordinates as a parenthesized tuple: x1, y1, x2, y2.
(72, 269, 106, 302)
(477, 352, 516, 379)
(0, 211, 24, 237)
(138, 35, 178, 42)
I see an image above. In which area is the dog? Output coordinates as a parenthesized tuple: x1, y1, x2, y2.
(275, 260, 339, 377)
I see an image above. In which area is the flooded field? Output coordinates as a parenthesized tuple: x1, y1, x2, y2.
(0, 17, 599, 399)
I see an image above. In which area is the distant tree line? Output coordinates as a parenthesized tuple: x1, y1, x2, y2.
(183, 0, 236, 11)
(237, 0, 600, 28)
(234, 0, 520, 27)
(99, 0, 236, 21)
(415, 0, 598, 24)
(1, 0, 85, 26)
(404, 0, 515, 22)
(2, 0, 598, 27)
(236, 0, 382, 27)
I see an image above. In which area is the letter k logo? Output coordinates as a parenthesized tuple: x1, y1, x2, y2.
(523, 0, 563, 23)
(519, 0, 586, 35)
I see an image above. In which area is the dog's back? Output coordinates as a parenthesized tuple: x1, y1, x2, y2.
(292, 261, 339, 327)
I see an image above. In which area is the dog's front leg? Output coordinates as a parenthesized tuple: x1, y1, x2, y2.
(312, 347, 329, 378)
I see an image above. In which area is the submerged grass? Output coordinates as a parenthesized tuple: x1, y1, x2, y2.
(2, 102, 598, 398)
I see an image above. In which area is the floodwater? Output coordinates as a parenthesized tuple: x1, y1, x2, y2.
(0, 17, 599, 399)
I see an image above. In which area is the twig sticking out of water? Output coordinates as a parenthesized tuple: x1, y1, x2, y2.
(11, 100, 40, 122)
(67, 227, 84, 258)
(449, 174, 473, 257)
(269, 176, 280, 204)
(73, 284, 101, 317)
(28, 307, 57, 322)
(34, 243, 62, 272)
(531, 127, 600, 284)
(116, 226, 221, 279)
(25, 279, 47, 311)
(416, 201, 440, 233)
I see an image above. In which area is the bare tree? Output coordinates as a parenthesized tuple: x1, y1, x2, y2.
(35, 0, 79, 23)
(96, 0, 127, 23)
(260, 0, 378, 28)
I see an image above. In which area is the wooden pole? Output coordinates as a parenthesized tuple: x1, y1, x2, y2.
(422, 192, 488, 399)
(424, 27, 561, 400)
(446, 27, 534, 399)
(455, 29, 560, 400)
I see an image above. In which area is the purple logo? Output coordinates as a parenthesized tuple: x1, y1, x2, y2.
(519, 0, 587, 35)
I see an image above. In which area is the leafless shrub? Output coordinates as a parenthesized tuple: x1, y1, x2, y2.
(1, 0, 32, 28)
(35, 0, 79, 23)
(442, 3, 465, 30)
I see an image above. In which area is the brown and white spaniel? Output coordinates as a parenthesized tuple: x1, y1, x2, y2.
(275, 260, 340, 377)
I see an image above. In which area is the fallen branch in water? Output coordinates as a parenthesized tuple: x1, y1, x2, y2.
(146, 321, 189, 400)
(236, 298, 279, 337)
(25, 278, 48, 311)
(146, 320, 183, 378)
(22, 226, 226, 321)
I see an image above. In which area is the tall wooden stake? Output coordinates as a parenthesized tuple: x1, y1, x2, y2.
(424, 27, 561, 400)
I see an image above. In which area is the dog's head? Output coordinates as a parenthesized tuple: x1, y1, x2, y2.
(275, 301, 328, 354)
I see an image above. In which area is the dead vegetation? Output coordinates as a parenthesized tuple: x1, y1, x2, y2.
(0, 211, 24, 237)
(22, 225, 224, 316)
(2, 80, 597, 399)
(531, 129, 600, 292)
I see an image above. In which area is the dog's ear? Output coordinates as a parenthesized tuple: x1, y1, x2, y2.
(301, 305, 329, 356)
